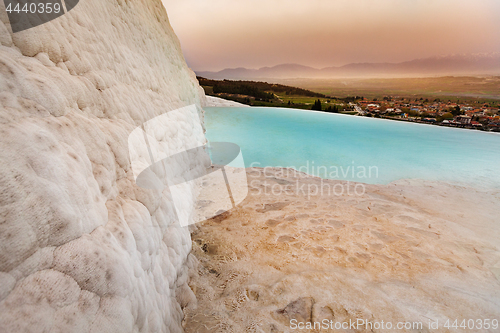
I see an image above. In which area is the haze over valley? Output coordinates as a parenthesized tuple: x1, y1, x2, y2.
(196, 54, 500, 80)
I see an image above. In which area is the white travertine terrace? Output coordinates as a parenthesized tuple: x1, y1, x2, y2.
(185, 169, 500, 332)
(0, 0, 208, 331)
(204, 96, 249, 108)
(2, 0, 499, 332)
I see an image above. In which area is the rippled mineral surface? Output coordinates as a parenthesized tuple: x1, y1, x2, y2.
(184, 167, 500, 332)
(0, 0, 207, 331)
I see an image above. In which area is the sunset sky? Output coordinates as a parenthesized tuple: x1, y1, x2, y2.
(161, 0, 500, 71)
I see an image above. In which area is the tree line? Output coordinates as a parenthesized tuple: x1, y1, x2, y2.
(311, 99, 342, 113)
(212, 83, 274, 101)
(198, 77, 326, 99)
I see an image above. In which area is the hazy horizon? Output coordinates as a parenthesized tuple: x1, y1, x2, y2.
(194, 54, 500, 72)
(162, 0, 500, 72)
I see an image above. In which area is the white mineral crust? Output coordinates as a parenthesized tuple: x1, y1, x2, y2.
(0, 1, 207, 331)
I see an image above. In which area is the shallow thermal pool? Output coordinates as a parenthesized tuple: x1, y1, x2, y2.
(204, 107, 500, 189)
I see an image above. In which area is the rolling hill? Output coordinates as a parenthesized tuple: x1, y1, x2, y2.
(196, 53, 500, 79)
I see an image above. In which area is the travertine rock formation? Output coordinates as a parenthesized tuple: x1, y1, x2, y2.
(204, 96, 249, 108)
(0, 1, 207, 331)
(185, 168, 500, 332)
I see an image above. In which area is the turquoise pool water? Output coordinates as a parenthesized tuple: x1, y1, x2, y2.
(204, 107, 500, 189)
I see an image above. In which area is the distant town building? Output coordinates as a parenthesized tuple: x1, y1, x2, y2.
(455, 115, 471, 125)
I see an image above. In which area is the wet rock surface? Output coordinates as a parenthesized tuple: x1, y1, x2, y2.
(184, 168, 500, 332)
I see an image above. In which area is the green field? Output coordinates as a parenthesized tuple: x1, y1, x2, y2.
(199, 77, 354, 111)
(200, 76, 500, 111)
(273, 95, 327, 105)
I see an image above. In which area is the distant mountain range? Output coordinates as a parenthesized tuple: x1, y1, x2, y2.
(196, 54, 500, 80)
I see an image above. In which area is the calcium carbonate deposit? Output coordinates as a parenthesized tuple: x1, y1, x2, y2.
(0, 0, 208, 331)
(184, 169, 500, 333)
(2, 1, 500, 333)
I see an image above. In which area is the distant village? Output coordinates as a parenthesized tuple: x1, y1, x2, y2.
(198, 77, 500, 132)
(354, 98, 500, 132)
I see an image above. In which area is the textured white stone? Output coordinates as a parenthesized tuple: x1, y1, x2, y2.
(204, 96, 250, 108)
(0, 0, 207, 332)
(185, 168, 500, 332)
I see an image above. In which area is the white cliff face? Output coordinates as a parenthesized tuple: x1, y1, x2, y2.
(0, 1, 207, 332)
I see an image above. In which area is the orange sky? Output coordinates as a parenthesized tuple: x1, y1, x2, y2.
(161, 0, 500, 71)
